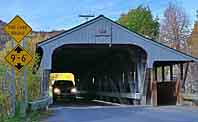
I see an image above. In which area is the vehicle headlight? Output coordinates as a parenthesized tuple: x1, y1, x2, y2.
(70, 88, 77, 93)
(54, 88, 61, 95)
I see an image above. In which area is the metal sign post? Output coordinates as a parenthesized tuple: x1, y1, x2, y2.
(3, 15, 32, 117)
(10, 40, 16, 116)
(21, 38, 28, 117)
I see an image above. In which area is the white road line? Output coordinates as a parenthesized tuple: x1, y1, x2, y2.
(49, 105, 150, 111)
(92, 99, 126, 106)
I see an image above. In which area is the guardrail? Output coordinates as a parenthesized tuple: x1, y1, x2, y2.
(79, 90, 141, 99)
(96, 92, 141, 99)
(28, 96, 52, 111)
(181, 93, 198, 106)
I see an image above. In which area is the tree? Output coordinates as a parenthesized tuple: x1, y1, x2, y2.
(117, 5, 160, 40)
(159, 2, 196, 92)
(160, 2, 190, 51)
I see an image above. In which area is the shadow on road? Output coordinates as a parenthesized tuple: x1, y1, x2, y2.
(50, 98, 115, 108)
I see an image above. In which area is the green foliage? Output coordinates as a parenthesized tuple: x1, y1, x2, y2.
(26, 65, 41, 101)
(0, 91, 10, 117)
(117, 5, 160, 39)
(0, 110, 52, 122)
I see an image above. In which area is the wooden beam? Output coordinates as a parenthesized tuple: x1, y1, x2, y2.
(162, 66, 165, 81)
(142, 68, 151, 105)
(154, 66, 158, 81)
(150, 68, 157, 106)
(170, 65, 173, 81)
(180, 64, 184, 81)
(41, 70, 50, 97)
(182, 63, 189, 88)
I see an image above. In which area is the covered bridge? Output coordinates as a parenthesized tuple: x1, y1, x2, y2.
(36, 15, 198, 106)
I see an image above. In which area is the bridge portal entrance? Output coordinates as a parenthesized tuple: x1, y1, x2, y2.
(51, 44, 147, 104)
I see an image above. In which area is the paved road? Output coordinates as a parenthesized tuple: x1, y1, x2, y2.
(43, 103, 198, 122)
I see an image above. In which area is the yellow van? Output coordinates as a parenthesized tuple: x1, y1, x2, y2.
(50, 73, 77, 102)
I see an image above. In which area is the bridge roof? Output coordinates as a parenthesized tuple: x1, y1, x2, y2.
(37, 15, 198, 69)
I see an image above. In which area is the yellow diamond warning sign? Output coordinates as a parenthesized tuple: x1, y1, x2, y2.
(3, 15, 32, 43)
(5, 44, 33, 72)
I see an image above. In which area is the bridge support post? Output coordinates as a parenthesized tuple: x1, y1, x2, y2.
(141, 68, 157, 106)
(41, 69, 50, 97)
(140, 70, 147, 105)
(150, 68, 157, 106)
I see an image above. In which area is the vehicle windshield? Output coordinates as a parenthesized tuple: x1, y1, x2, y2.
(54, 80, 74, 87)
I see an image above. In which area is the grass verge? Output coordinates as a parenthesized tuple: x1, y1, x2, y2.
(0, 110, 52, 122)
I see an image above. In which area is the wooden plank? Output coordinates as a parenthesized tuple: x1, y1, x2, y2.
(157, 81, 177, 105)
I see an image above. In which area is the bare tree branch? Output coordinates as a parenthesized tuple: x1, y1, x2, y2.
(160, 2, 190, 51)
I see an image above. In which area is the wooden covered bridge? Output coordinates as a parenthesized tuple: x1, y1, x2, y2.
(36, 15, 198, 106)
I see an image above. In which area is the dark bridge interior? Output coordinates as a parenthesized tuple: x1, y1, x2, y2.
(51, 44, 147, 104)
